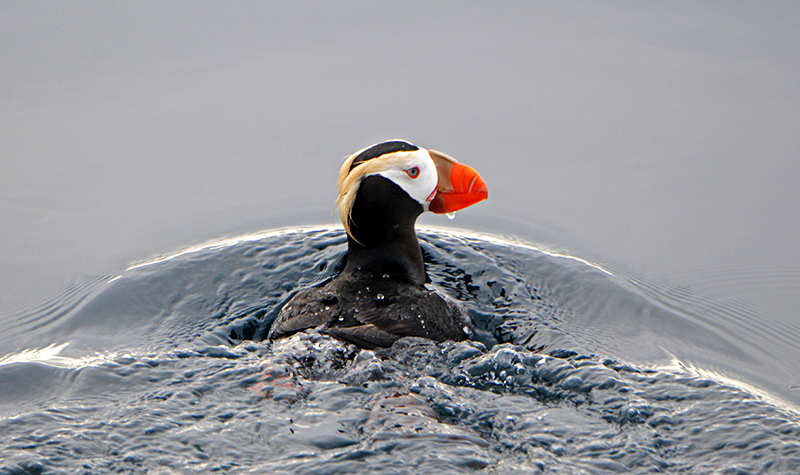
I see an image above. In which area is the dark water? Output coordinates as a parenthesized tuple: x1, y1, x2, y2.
(2, 227, 798, 474)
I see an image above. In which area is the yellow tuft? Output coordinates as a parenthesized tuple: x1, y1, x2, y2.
(335, 147, 422, 240)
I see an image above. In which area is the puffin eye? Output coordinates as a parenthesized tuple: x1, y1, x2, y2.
(406, 167, 420, 179)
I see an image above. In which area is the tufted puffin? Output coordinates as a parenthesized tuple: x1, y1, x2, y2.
(267, 140, 488, 348)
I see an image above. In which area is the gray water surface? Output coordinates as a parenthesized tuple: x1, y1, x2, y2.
(2, 2, 800, 472)
(1, 228, 798, 473)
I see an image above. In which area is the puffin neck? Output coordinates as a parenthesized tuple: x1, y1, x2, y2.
(341, 175, 426, 286)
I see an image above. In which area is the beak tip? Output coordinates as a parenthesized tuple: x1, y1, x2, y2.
(428, 156, 488, 214)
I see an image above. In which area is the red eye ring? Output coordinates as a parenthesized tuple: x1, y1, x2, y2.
(406, 167, 420, 179)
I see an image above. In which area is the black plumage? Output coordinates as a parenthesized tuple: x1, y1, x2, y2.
(268, 174, 473, 348)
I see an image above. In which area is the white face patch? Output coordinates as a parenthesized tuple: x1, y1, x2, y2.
(372, 148, 438, 210)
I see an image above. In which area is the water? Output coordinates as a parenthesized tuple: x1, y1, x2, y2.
(1, 228, 798, 473)
(3, 2, 800, 473)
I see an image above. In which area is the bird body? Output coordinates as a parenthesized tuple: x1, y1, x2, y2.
(269, 274, 472, 349)
(268, 140, 487, 348)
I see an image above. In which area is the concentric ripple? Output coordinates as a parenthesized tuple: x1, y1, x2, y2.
(1, 226, 798, 474)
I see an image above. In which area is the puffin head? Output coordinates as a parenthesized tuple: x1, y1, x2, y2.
(336, 140, 488, 239)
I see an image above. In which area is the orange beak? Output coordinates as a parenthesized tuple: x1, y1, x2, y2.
(427, 150, 488, 214)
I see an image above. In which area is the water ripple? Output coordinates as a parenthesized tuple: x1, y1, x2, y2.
(1, 226, 798, 473)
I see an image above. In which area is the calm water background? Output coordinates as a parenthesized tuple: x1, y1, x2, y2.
(2, 0, 800, 463)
